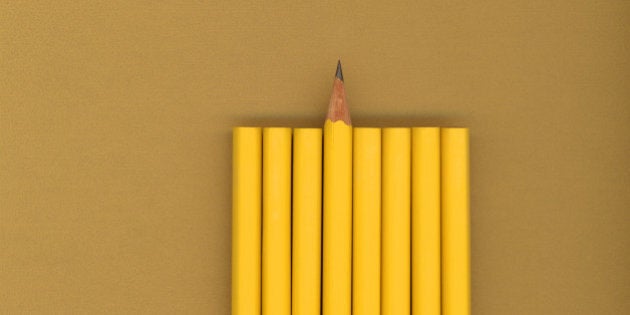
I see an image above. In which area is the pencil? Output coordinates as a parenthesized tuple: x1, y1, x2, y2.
(352, 127, 381, 315)
(441, 128, 470, 315)
(292, 128, 323, 315)
(411, 127, 441, 315)
(232, 127, 262, 315)
(381, 128, 411, 315)
(262, 127, 292, 315)
(323, 60, 353, 315)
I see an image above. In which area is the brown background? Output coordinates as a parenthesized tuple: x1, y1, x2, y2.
(1, 1, 629, 314)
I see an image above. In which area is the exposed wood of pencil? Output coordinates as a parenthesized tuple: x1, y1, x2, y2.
(326, 61, 352, 125)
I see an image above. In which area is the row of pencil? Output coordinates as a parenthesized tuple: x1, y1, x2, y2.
(232, 126, 469, 315)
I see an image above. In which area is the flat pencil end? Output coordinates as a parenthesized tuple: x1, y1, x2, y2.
(335, 60, 344, 82)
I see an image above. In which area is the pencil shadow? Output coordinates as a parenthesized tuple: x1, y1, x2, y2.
(234, 115, 323, 128)
(351, 113, 467, 128)
(233, 113, 468, 128)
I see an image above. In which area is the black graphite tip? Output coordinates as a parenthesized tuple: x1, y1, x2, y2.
(336, 60, 344, 82)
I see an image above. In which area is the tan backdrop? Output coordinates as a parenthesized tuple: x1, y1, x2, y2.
(1, 1, 629, 314)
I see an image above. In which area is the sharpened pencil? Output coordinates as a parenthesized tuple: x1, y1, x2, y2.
(323, 60, 353, 315)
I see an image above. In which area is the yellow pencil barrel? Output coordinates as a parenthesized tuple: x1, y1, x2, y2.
(323, 120, 353, 315)
(232, 127, 262, 315)
(441, 128, 470, 315)
(381, 128, 411, 315)
(262, 127, 292, 315)
(411, 127, 441, 315)
(292, 128, 323, 315)
(352, 128, 381, 315)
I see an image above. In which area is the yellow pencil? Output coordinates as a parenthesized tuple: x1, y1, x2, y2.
(352, 127, 381, 315)
(441, 128, 470, 315)
(262, 127, 292, 315)
(323, 61, 352, 315)
(382, 127, 411, 315)
(292, 128, 323, 315)
(232, 127, 262, 315)
(412, 127, 441, 315)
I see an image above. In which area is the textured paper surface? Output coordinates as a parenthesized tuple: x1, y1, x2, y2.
(1, 1, 629, 314)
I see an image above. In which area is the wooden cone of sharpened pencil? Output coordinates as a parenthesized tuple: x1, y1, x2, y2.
(232, 61, 469, 315)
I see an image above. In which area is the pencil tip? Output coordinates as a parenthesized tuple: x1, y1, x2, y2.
(327, 60, 351, 125)
(336, 60, 344, 82)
